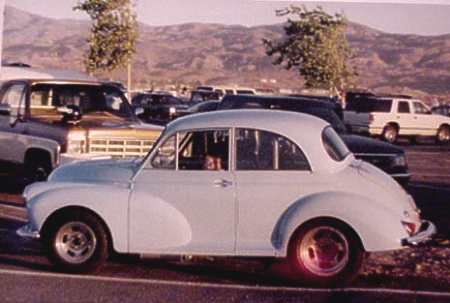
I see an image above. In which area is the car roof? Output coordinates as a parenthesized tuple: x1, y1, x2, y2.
(162, 109, 349, 173)
(0, 66, 97, 82)
(221, 94, 336, 109)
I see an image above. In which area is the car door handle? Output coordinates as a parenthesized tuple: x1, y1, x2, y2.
(213, 179, 233, 188)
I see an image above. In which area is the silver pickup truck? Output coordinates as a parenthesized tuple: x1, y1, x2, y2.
(0, 78, 162, 183)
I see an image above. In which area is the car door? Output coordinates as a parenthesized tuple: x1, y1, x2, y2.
(129, 129, 236, 255)
(412, 101, 436, 136)
(233, 128, 314, 256)
(395, 100, 415, 136)
(0, 81, 28, 164)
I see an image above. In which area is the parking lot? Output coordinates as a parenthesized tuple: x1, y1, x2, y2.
(0, 142, 449, 302)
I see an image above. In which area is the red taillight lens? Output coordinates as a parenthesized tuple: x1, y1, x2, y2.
(401, 221, 417, 236)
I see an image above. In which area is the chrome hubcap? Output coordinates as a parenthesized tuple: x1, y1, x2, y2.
(298, 226, 349, 277)
(55, 222, 97, 264)
(385, 129, 396, 142)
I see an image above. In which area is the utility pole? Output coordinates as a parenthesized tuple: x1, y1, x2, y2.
(126, 0, 133, 100)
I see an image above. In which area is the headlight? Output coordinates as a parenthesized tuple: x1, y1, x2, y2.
(67, 132, 87, 154)
(169, 107, 176, 115)
(392, 154, 407, 167)
(67, 139, 86, 154)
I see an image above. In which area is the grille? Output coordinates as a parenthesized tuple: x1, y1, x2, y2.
(88, 138, 155, 158)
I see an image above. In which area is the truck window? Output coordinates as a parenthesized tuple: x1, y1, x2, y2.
(413, 102, 431, 115)
(397, 101, 410, 113)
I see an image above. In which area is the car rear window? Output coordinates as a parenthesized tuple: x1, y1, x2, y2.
(322, 126, 350, 162)
(346, 98, 392, 113)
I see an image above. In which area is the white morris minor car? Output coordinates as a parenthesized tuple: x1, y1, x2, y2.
(17, 110, 435, 286)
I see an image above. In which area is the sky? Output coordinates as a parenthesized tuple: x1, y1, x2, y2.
(5, 0, 450, 36)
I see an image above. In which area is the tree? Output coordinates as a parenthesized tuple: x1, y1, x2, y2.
(263, 5, 354, 95)
(74, 0, 138, 75)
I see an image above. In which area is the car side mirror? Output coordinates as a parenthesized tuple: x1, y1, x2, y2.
(0, 104, 11, 116)
(135, 107, 144, 116)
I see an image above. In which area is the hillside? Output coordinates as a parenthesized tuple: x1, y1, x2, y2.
(3, 6, 450, 100)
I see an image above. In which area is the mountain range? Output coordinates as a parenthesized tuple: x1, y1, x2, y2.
(3, 6, 450, 101)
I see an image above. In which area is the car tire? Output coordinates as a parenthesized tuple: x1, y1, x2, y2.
(25, 157, 51, 184)
(287, 219, 364, 287)
(44, 210, 110, 273)
(436, 125, 450, 145)
(382, 125, 398, 144)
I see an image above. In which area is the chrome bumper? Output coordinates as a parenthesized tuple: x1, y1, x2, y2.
(401, 220, 436, 246)
(16, 224, 41, 240)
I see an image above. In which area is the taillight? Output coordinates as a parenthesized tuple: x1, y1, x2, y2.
(401, 221, 417, 236)
(368, 114, 374, 124)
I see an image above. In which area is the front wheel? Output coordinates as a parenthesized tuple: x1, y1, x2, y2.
(287, 220, 364, 286)
(44, 211, 109, 273)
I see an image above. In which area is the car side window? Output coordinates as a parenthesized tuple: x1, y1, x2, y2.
(150, 135, 176, 169)
(178, 129, 229, 171)
(413, 102, 431, 115)
(2, 83, 26, 116)
(397, 101, 410, 113)
(235, 128, 310, 171)
(2, 84, 25, 106)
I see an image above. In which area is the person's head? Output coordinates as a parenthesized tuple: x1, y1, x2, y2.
(203, 155, 217, 170)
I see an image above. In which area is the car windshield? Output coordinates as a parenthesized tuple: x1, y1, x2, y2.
(29, 83, 135, 121)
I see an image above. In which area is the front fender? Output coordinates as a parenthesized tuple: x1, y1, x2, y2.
(271, 191, 407, 256)
(27, 182, 130, 253)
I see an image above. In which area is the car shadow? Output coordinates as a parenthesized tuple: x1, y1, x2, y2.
(408, 182, 450, 238)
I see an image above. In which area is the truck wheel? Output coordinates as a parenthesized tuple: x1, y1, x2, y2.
(382, 125, 398, 144)
(287, 219, 364, 286)
(44, 210, 109, 273)
(436, 125, 450, 145)
(25, 157, 51, 183)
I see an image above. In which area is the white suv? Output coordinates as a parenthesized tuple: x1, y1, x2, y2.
(344, 97, 450, 144)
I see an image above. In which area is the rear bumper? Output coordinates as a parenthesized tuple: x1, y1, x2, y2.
(401, 220, 436, 246)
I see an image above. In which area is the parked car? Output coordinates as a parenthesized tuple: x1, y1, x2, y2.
(431, 104, 450, 117)
(196, 85, 257, 97)
(131, 92, 191, 122)
(17, 110, 434, 285)
(183, 100, 220, 114)
(0, 78, 163, 182)
(344, 96, 450, 144)
(217, 95, 410, 185)
(189, 90, 221, 102)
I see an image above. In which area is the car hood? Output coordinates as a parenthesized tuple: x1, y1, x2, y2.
(341, 134, 403, 154)
(48, 158, 141, 184)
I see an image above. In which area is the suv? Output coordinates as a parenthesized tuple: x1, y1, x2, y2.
(344, 96, 450, 144)
(0, 79, 163, 182)
(218, 95, 410, 185)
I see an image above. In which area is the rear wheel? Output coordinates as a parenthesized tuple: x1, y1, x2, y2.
(44, 210, 109, 273)
(288, 219, 364, 286)
(436, 125, 450, 145)
(382, 125, 398, 144)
